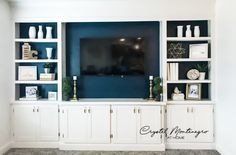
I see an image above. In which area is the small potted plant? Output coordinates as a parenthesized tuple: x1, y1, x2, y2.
(153, 77, 163, 101)
(62, 77, 72, 101)
(196, 64, 209, 80)
(43, 63, 52, 74)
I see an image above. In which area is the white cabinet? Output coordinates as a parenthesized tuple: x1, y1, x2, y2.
(60, 105, 110, 143)
(12, 104, 59, 142)
(111, 105, 162, 144)
(166, 105, 213, 143)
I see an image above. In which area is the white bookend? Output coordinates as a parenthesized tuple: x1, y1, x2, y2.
(167, 63, 170, 80)
(176, 63, 179, 80)
(173, 63, 176, 81)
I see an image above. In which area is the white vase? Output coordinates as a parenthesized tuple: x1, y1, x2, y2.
(177, 26, 183, 37)
(29, 26, 36, 39)
(199, 72, 206, 80)
(194, 26, 200, 37)
(46, 27, 53, 39)
(46, 48, 53, 59)
(37, 25, 44, 39)
(44, 68, 50, 74)
(185, 25, 192, 38)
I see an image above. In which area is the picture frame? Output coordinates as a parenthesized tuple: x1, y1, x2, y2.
(25, 86, 38, 98)
(189, 43, 208, 59)
(186, 84, 201, 100)
(18, 66, 37, 81)
(48, 91, 57, 101)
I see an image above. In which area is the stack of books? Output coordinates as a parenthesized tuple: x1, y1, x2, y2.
(40, 73, 55, 81)
(167, 63, 179, 81)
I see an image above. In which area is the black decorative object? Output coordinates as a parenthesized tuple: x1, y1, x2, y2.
(167, 43, 186, 58)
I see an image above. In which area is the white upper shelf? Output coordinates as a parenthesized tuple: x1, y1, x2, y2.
(15, 38, 58, 43)
(166, 37, 211, 41)
(167, 58, 211, 62)
(15, 59, 58, 63)
(167, 80, 211, 84)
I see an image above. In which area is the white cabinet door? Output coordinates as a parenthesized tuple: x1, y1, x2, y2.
(88, 105, 110, 143)
(64, 106, 88, 143)
(137, 106, 161, 144)
(191, 105, 214, 143)
(111, 105, 137, 144)
(13, 105, 36, 141)
(166, 105, 193, 143)
(38, 105, 58, 141)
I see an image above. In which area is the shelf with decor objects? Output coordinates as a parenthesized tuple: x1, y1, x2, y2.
(14, 22, 62, 102)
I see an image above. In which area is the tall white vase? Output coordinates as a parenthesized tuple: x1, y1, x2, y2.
(37, 25, 44, 39)
(177, 26, 183, 37)
(29, 26, 36, 39)
(46, 27, 53, 39)
(185, 25, 192, 38)
(194, 26, 200, 37)
(46, 48, 53, 59)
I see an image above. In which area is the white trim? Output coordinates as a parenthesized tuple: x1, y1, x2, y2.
(11, 142, 59, 148)
(0, 142, 12, 155)
(59, 143, 165, 151)
(166, 143, 215, 150)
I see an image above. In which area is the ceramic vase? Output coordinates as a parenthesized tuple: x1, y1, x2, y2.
(46, 48, 53, 59)
(199, 72, 206, 80)
(29, 26, 36, 39)
(177, 26, 183, 37)
(186, 25, 192, 38)
(194, 26, 200, 37)
(46, 27, 53, 39)
(44, 68, 50, 74)
(37, 25, 44, 39)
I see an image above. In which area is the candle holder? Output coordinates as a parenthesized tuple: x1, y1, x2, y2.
(149, 79, 154, 100)
(70, 77, 78, 101)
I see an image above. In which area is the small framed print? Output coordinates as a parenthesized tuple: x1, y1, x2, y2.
(18, 66, 37, 80)
(48, 91, 57, 101)
(186, 84, 201, 100)
(189, 43, 208, 59)
(26, 86, 38, 98)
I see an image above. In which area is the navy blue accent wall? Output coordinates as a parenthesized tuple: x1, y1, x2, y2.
(66, 22, 160, 98)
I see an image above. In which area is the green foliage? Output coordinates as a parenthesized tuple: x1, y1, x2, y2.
(196, 64, 209, 72)
(43, 63, 53, 68)
(153, 77, 163, 96)
(62, 77, 71, 101)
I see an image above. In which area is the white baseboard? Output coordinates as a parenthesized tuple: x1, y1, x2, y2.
(11, 142, 58, 148)
(59, 143, 165, 151)
(166, 142, 215, 150)
(0, 142, 12, 155)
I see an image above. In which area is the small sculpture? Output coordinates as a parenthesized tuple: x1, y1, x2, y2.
(171, 87, 185, 101)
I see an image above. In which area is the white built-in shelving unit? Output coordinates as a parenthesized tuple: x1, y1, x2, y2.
(13, 22, 63, 101)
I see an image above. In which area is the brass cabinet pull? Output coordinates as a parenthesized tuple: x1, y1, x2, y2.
(187, 107, 189, 113)
(133, 108, 136, 113)
(84, 108, 87, 113)
(191, 107, 194, 113)
(37, 107, 39, 112)
(88, 108, 91, 113)
(138, 108, 141, 114)
(33, 107, 35, 112)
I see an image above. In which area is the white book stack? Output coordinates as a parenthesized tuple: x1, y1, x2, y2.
(167, 63, 179, 81)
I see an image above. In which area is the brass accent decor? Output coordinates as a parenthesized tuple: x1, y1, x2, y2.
(70, 76, 78, 101)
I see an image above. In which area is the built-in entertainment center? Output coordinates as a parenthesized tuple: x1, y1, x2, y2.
(11, 20, 214, 151)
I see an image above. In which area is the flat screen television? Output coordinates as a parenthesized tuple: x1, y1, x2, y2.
(80, 37, 145, 75)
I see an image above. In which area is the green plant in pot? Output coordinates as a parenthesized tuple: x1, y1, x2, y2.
(196, 64, 209, 80)
(62, 77, 72, 101)
(43, 63, 52, 74)
(153, 77, 163, 101)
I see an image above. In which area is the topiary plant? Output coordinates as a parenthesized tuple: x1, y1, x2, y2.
(62, 77, 71, 101)
(196, 64, 209, 72)
(153, 77, 163, 101)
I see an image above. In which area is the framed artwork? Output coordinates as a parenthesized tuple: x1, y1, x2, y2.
(186, 84, 201, 100)
(48, 91, 57, 101)
(25, 86, 38, 98)
(18, 66, 37, 80)
(189, 43, 208, 59)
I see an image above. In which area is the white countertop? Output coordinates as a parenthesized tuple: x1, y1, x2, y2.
(12, 98, 166, 106)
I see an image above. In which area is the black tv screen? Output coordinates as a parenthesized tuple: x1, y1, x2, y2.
(80, 38, 145, 75)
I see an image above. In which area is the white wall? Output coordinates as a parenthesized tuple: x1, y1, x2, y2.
(0, 0, 12, 153)
(215, 0, 236, 155)
(9, 0, 215, 21)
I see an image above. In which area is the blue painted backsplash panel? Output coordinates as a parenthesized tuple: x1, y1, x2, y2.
(66, 22, 160, 98)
